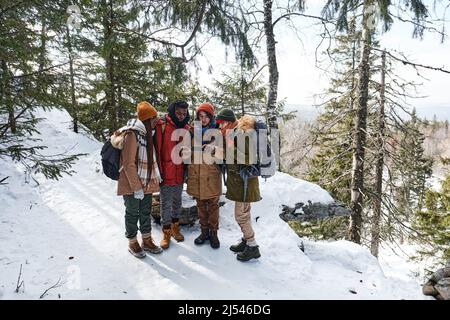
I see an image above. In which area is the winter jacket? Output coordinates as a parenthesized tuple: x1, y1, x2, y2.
(186, 122, 222, 200)
(117, 131, 160, 195)
(224, 116, 261, 203)
(155, 115, 190, 186)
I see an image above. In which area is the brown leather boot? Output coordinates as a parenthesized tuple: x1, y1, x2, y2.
(171, 222, 185, 242)
(142, 235, 163, 254)
(128, 239, 146, 259)
(160, 226, 171, 250)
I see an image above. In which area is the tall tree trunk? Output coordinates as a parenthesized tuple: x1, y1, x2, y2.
(117, 84, 123, 121)
(349, 16, 357, 114)
(370, 50, 386, 257)
(263, 0, 278, 131)
(38, 17, 46, 73)
(37, 16, 48, 106)
(66, 26, 78, 133)
(264, 0, 281, 172)
(350, 0, 372, 244)
(1, 59, 15, 134)
(240, 69, 245, 116)
(104, 0, 117, 132)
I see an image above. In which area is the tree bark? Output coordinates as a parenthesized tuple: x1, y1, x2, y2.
(240, 67, 245, 116)
(104, 0, 117, 132)
(38, 16, 46, 73)
(263, 0, 278, 130)
(350, 0, 372, 244)
(66, 26, 78, 133)
(370, 50, 386, 257)
(1, 59, 15, 134)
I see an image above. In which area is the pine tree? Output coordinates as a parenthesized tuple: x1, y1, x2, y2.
(392, 109, 433, 217)
(415, 172, 450, 265)
(208, 64, 267, 117)
(0, 1, 83, 180)
(307, 18, 361, 207)
(322, 0, 428, 244)
(73, 0, 191, 139)
(69, 0, 256, 140)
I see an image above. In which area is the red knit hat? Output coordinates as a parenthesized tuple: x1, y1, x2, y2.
(196, 102, 215, 117)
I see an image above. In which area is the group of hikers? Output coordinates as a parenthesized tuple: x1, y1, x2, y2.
(112, 100, 262, 262)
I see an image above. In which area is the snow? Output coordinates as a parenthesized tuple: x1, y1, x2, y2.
(0, 108, 427, 300)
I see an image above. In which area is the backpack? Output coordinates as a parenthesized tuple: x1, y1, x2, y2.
(238, 120, 275, 201)
(254, 120, 275, 179)
(239, 120, 275, 179)
(100, 130, 137, 181)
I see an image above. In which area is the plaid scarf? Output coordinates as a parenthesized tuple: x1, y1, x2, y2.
(118, 119, 161, 188)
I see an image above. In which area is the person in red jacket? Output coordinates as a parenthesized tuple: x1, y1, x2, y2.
(155, 100, 190, 250)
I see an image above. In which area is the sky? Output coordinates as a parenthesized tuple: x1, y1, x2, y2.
(191, 0, 450, 120)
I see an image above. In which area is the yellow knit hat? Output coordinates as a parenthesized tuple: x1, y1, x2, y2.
(136, 101, 157, 121)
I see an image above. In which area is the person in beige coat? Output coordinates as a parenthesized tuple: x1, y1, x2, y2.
(186, 102, 222, 248)
(115, 101, 162, 258)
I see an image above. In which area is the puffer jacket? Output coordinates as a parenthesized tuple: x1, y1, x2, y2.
(155, 115, 190, 186)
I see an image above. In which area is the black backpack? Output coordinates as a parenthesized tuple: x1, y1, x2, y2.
(101, 139, 121, 181)
(100, 130, 138, 181)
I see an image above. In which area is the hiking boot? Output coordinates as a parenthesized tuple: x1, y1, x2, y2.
(128, 240, 146, 259)
(142, 235, 163, 254)
(194, 228, 210, 245)
(237, 245, 261, 262)
(229, 238, 246, 253)
(209, 230, 220, 249)
(160, 226, 171, 250)
(171, 221, 185, 242)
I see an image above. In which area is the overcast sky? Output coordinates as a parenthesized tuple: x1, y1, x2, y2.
(192, 0, 450, 119)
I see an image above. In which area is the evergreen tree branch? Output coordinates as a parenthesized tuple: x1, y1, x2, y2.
(371, 47, 450, 74)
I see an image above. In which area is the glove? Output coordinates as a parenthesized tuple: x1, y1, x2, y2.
(239, 165, 260, 180)
(134, 189, 144, 200)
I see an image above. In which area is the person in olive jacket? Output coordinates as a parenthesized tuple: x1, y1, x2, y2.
(215, 109, 262, 261)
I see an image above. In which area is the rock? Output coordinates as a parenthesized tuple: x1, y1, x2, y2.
(298, 241, 305, 252)
(422, 265, 450, 300)
(422, 281, 439, 296)
(279, 201, 351, 222)
(435, 278, 450, 300)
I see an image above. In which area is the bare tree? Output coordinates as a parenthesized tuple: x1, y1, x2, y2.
(370, 50, 386, 257)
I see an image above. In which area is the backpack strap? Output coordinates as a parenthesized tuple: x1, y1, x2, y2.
(118, 130, 139, 174)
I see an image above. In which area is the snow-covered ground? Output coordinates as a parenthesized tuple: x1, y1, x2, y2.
(0, 108, 428, 299)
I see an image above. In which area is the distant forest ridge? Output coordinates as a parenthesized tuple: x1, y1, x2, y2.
(285, 104, 450, 122)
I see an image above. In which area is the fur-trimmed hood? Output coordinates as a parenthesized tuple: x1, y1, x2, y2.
(236, 115, 256, 132)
